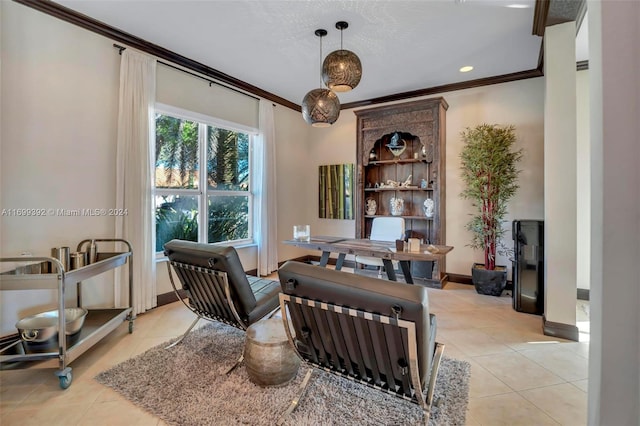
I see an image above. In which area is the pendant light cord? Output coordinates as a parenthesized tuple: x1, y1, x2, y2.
(319, 33, 323, 87)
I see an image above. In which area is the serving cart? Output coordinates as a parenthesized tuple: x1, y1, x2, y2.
(0, 238, 134, 389)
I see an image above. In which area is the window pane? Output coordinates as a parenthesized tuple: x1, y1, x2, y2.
(155, 194, 199, 252)
(206, 127, 249, 191)
(155, 114, 199, 189)
(207, 195, 249, 243)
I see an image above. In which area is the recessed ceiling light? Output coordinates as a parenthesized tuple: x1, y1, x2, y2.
(506, 4, 530, 8)
(459, 66, 474, 73)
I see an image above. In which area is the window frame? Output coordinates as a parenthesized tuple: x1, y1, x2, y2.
(154, 103, 258, 254)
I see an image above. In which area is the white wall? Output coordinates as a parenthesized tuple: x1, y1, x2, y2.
(543, 22, 578, 327)
(1, 1, 121, 334)
(576, 69, 590, 290)
(307, 78, 545, 278)
(0, 1, 310, 331)
(587, 1, 640, 424)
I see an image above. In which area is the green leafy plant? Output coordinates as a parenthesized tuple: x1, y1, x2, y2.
(459, 124, 523, 270)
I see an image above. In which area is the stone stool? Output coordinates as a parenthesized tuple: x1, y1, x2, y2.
(244, 318, 300, 387)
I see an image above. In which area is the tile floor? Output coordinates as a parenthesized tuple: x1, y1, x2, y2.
(0, 273, 590, 426)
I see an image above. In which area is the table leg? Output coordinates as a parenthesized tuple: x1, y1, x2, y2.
(399, 261, 414, 284)
(383, 259, 397, 281)
(319, 251, 330, 267)
(335, 253, 346, 270)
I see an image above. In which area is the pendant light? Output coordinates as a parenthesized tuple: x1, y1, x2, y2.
(302, 29, 340, 127)
(322, 21, 362, 92)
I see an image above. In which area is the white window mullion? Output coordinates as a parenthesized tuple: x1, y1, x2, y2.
(198, 123, 208, 244)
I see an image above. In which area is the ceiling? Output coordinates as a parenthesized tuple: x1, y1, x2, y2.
(53, 0, 546, 108)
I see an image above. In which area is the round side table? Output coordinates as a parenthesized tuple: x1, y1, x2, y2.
(244, 318, 300, 387)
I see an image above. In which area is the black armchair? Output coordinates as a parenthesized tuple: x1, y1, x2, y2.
(163, 240, 280, 354)
(276, 261, 444, 424)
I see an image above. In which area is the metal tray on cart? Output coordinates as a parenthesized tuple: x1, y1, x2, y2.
(0, 239, 134, 389)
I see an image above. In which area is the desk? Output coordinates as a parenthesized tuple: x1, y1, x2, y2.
(283, 236, 453, 286)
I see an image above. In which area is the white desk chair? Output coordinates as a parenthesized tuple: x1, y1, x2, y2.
(355, 217, 405, 278)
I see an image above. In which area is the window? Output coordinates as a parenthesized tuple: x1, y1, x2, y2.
(154, 105, 255, 253)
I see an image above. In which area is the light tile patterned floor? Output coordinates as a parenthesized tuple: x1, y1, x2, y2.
(0, 273, 589, 426)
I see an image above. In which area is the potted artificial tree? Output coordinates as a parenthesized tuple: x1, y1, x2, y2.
(459, 124, 522, 296)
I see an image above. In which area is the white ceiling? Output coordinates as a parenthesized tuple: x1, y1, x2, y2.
(55, 0, 544, 106)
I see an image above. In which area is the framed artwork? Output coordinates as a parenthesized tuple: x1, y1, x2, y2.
(318, 164, 354, 219)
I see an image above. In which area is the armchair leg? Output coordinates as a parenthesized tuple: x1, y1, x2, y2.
(267, 306, 282, 319)
(424, 342, 445, 423)
(276, 368, 314, 425)
(224, 353, 244, 375)
(165, 316, 201, 349)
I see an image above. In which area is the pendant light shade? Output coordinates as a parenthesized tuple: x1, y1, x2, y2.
(302, 88, 340, 127)
(322, 21, 362, 92)
(301, 28, 341, 127)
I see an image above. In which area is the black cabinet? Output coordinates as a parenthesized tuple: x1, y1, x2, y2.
(512, 220, 544, 315)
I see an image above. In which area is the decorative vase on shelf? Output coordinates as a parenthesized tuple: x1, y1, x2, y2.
(390, 197, 404, 216)
(365, 198, 377, 215)
(423, 198, 435, 218)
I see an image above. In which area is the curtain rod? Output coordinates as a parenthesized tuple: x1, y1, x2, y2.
(113, 43, 267, 104)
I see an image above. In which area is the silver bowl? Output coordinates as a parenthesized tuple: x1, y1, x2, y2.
(16, 308, 88, 343)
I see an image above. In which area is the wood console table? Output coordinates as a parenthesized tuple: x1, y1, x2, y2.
(283, 236, 453, 287)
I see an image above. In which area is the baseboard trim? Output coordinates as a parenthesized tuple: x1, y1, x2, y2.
(446, 273, 473, 285)
(577, 288, 590, 301)
(542, 315, 580, 341)
(157, 289, 187, 306)
(446, 272, 513, 291)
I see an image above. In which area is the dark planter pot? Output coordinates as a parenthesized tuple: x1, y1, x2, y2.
(471, 263, 507, 296)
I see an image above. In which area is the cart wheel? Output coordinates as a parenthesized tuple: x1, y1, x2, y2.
(128, 321, 134, 333)
(59, 372, 72, 389)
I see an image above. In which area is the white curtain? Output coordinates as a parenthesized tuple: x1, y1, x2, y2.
(114, 50, 157, 315)
(255, 100, 278, 276)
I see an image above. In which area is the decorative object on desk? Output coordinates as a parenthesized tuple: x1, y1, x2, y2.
(318, 164, 354, 219)
(365, 198, 377, 215)
(395, 239, 405, 251)
(389, 197, 404, 216)
(460, 123, 522, 296)
(426, 244, 440, 254)
(386, 132, 407, 158)
(408, 238, 421, 252)
(293, 225, 311, 242)
(423, 198, 435, 218)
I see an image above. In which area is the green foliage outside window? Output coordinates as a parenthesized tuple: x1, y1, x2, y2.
(154, 112, 252, 252)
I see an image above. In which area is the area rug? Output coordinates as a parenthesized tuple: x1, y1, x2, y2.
(96, 322, 470, 425)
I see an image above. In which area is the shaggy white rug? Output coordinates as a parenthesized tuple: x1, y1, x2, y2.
(96, 322, 470, 425)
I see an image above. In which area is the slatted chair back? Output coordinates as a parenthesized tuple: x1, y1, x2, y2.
(164, 240, 281, 335)
(277, 261, 443, 422)
(168, 260, 246, 329)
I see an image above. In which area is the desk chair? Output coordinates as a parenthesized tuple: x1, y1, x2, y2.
(355, 216, 405, 277)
